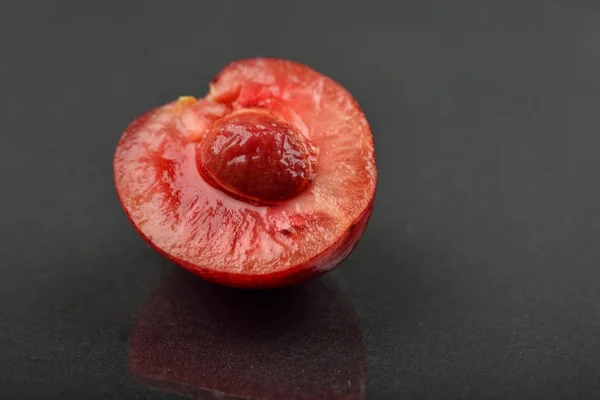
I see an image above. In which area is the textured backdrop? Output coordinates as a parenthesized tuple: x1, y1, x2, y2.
(1, 1, 600, 399)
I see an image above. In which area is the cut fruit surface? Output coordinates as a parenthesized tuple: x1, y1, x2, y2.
(114, 58, 376, 288)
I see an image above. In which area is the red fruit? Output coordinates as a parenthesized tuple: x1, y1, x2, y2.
(114, 58, 376, 288)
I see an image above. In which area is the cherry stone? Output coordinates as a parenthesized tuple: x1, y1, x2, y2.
(198, 109, 312, 206)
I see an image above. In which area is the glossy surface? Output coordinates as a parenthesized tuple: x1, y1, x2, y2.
(4, 2, 600, 399)
(114, 59, 377, 287)
(129, 271, 365, 399)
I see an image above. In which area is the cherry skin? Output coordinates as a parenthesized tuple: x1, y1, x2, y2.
(198, 109, 313, 206)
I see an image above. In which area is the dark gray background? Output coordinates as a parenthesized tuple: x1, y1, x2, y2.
(2, 1, 600, 399)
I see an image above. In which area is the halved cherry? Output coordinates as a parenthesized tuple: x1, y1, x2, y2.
(114, 58, 376, 288)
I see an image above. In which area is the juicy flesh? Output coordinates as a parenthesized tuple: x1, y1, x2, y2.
(114, 59, 376, 279)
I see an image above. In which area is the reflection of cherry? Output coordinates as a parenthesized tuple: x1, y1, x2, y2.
(128, 270, 365, 400)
